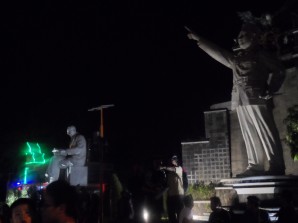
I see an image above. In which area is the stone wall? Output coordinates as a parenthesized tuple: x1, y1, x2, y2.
(273, 67, 298, 174)
(182, 109, 231, 184)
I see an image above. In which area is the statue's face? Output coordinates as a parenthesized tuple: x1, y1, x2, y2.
(66, 126, 76, 137)
(237, 30, 254, 50)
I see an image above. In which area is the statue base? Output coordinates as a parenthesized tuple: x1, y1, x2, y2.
(215, 175, 298, 221)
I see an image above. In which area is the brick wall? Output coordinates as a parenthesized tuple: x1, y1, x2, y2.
(182, 109, 231, 184)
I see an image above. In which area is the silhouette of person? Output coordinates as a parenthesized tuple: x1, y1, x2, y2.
(142, 158, 167, 222)
(208, 196, 231, 223)
(275, 190, 297, 223)
(0, 202, 9, 223)
(179, 194, 194, 223)
(117, 189, 135, 223)
(41, 180, 79, 223)
(242, 196, 271, 223)
(10, 198, 39, 223)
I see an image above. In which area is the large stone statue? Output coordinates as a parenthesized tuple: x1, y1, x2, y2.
(185, 17, 286, 177)
(45, 125, 87, 182)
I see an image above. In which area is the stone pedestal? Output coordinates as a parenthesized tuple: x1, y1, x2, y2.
(229, 111, 248, 177)
(69, 166, 88, 186)
(192, 176, 298, 221)
(213, 175, 298, 221)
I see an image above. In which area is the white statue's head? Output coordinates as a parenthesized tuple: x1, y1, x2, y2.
(66, 125, 77, 137)
(237, 23, 261, 50)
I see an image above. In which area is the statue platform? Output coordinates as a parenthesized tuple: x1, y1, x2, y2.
(215, 175, 298, 221)
(216, 175, 298, 205)
(193, 175, 298, 222)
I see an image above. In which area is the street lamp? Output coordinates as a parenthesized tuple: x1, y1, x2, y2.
(88, 104, 114, 223)
(88, 104, 115, 138)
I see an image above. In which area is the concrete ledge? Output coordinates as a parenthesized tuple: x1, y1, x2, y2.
(69, 166, 88, 186)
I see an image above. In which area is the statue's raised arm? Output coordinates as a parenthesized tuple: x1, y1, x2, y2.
(185, 26, 233, 69)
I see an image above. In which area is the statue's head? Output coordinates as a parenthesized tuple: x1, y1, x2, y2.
(237, 23, 261, 50)
(66, 125, 77, 137)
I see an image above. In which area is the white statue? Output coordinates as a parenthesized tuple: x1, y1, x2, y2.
(185, 19, 286, 177)
(45, 125, 87, 182)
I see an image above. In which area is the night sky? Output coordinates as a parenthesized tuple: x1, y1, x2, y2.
(0, 0, 294, 173)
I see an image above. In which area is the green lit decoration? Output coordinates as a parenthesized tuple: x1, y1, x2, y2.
(25, 142, 46, 165)
(22, 142, 47, 184)
(6, 142, 48, 205)
(24, 167, 29, 184)
(284, 105, 298, 161)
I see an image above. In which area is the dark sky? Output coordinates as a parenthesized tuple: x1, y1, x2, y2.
(0, 0, 293, 171)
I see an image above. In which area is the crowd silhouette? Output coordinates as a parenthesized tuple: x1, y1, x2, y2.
(1, 157, 297, 223)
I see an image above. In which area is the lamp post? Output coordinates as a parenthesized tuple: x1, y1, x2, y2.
(88, 104, 114, 138)
(88, 104, 114, 223)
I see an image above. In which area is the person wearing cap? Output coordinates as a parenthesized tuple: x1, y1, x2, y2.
(160, 155, 184, 223)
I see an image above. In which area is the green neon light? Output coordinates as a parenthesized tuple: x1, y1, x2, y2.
(24, 167, 28, 184)
(19, 142, 49, 185)
(37, 143, 42, 153)
(25, 142, 46, 165)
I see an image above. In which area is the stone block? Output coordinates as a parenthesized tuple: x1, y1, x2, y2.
(69, 166, 88, 186)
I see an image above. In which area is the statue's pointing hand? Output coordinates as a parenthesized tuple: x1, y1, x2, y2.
(185, 26, 200, 42)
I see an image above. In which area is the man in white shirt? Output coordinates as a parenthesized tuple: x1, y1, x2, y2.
(161, 155, 184, 223)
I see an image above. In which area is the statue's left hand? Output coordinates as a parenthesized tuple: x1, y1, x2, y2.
(59, 150, 67, 156)
(52, 148, 60, 155)
(259, 94, 272, 100)
(259, 89, 273, 100)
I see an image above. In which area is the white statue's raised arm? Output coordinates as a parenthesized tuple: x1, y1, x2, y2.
(185, 26, 234, 69)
